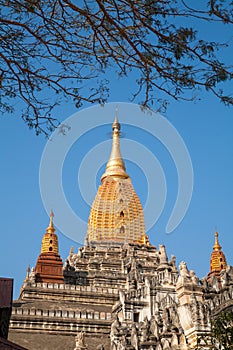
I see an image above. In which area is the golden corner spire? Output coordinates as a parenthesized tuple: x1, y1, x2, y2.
(208, 231, 227, 276)
(36, 211, 64, 283)
(46, 211, 55, 234)
(101, 115, 129, 182)
(40, 211, 59, 255)
(213, 231, 221, 251)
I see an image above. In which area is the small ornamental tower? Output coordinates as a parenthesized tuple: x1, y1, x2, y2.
(207, 231, 227, 283)
(35, 212, 64, 284)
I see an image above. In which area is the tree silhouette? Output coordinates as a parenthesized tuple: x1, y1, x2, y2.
(1, 0, 232, 135)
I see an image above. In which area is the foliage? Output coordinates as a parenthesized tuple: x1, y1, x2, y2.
(0, 0, 233, 135)
(197, 310, 233, 350)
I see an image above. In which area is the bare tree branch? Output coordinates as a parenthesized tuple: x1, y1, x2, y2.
(0, 0, 232, 135)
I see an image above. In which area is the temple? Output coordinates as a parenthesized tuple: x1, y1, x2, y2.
(8, 119, 233, 350)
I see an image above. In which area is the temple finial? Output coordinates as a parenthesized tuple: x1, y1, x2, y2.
(115, 104, 119, 119)
(46, 211, 55, 234)
(87, 118, 146, 244)
(36, 211, 64, 283)
(112, 106, 120, 132)
(207, 231, 227, 280)
(101, 116, 128, 181)
(213, 231, 221, 251)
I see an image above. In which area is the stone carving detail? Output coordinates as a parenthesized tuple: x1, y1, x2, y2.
(177, 262, 200, 288)
(171, 333, 179, 349)
(161, 338, 170, 350)
(180, 334, 188, 349)
(219, 266, 233, 288)
(23, 266, 31, 284)
(97, 345, 105, 350)
(200, 277, 209, 291)
(150, 276, 160, 288)
(140, 316, 150, 342)
(177, 261, 191, 285)
(190, 270, 199, 285)
(158, 245, 168, 265)
(150, 316, 159, 340)
(209, 274, 219, 291)
(74, 332, 87, 350)
(110, 311, 187, 350)
(29, 267, 36, 283)
(169, 255, 177, 271)
(130, 324, 138, 350)
(187, 293, 210, 327)
(110, 315, 121, 350)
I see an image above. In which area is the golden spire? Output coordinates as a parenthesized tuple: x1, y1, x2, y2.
(101, 116, 129, 182)
(35, 211, 64, 284)
(46, 211, 55, 234)
(213, 231, 221, 251)
(87, 118, 147, 245)
(41, 211, 58, 254)
(210, 231, 227, 273)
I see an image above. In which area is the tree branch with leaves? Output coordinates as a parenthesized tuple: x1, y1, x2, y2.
(197, 310, 233, 350)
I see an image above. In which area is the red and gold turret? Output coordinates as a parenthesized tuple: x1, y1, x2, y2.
(207, 231, 227, 283)
(35, 212, 64, 284)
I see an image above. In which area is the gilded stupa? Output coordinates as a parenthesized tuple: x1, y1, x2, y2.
(207, 231, 227, 282)
(86, 117, 146, 244)
(35, 211, 64, 284)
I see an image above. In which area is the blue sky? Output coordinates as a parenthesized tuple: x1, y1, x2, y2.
(0, 12, 233, 299)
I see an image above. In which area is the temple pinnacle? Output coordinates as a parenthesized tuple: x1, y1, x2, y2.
(208, 231, 227, 280)
(46, 211, 55, 234)
(213, 231, 221, 251)
(41, 211, 58, 254)
(87, 120, 146, 244)
(101, 117, 129, 181)
(35, 211, 64, 283)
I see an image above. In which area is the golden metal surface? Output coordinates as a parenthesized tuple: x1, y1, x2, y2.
(210, 231, 227, 272)
(41, 212, 59, 254)
(101, 117, 129, 182)
(213, 231, 221, 251)
(87, 118, 147, 244)
(46, 211, 55, 234)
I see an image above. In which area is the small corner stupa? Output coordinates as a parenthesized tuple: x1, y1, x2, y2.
(35, 211, 64, 284)
(207, 231, 227, 283)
